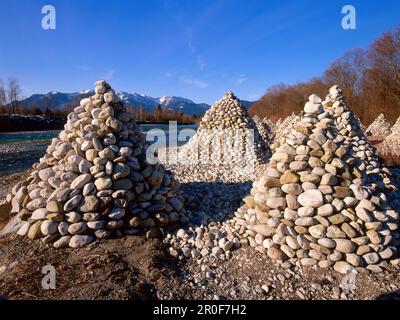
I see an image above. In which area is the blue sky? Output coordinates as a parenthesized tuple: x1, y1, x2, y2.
(0, 0, 399, 104)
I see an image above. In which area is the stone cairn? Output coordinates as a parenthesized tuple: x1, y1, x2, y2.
(253, 115, 274, 144)
(9, 81, 186, 248)
(271, 113, 302, 150)
(366, 113, 392, 138)
(178, 92, 270, 179)
(233, 88, 399, 273)
(390, 116, 400, 135)
(382, 116, 400, 144)
(263, 117, 277, 136)
(377, 117, 400, 168)
(354, 114, 366, 132)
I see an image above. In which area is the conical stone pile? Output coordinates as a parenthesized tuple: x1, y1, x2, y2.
(325, 86, 400, 206)
(354, 114, 366, 132)
(323, 86, 393, 181)
(263, 117, 277, 136)
(253, 115, 274, 144)
(366, 113, 392, 138)
(178, 92, 270, 178)
(234, 91, 399, 273)
(9, 81, 186, 248)
(379, 117, 400, 162)
(381, 116, 400, 146)
(271, 112, 302, 150)
(390, 116, 400, 135)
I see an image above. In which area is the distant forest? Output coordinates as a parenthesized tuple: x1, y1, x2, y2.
(249, 26, 400, 126)
(0, 82, 200, 124)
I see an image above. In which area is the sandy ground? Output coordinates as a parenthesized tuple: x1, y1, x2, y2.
(1, 231, 400, 300)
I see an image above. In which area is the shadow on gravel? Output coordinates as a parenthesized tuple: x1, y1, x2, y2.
(180, 180, 252, 225)
(376, 289, 400, 300)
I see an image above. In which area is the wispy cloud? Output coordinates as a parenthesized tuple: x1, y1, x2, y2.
(196, 55, 207, 71)
(179, 75, 208, 89)
(184, 27, 196, 52)
(75, 64, 90, 71)
(248, 92, 262, 101)
(164, 72, 172, 78)
(236, 74, 248, 85)
(184, 26, 207, 71)
(103, 69, 115, 80)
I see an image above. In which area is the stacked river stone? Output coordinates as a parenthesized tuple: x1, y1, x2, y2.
(366, 113, 392, 138)
(380, 117, 400, 160)
(390, 116, 400, 135)
(178, 92, 270, 175)
(9, 81, 186, 248)
(253, 115, 274, 144)
(234, 88, 399, 273)
(263, 117, 277, 136)
(382, 116, 400, 145)
(271, 113, 302, 150)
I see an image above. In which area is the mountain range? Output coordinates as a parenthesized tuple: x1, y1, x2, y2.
(19, 90, 253, 116)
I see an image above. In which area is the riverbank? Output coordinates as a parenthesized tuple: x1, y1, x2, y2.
(0, 125, 197, 176)
(0, 115, 65, 132)
(0, 114, 199, 133)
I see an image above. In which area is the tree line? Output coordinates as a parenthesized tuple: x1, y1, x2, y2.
(0, 79, 199, 124)
(128, 104, 200, 124)
(250, 26, 400, 126)
(0, 77, 24, 114)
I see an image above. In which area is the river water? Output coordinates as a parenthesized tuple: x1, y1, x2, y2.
(0, 124, 198, 176)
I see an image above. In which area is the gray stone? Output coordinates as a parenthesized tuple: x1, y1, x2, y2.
(109, 208, 126, 220)
(298, 190, 324, 208)
(40, 220, 58, 236)
(333, 261, 354, 274)
(363, 252, 380, 265)
(68, 222, 87, 235)
(334, 239, 355, 253)
(31, 208, 48, 220)
(69, 235, 94, 248)
(54, 236, 71, 248)
(64, 195, 83, 211)
(71, 173, 92, 189)
(95, 177, 112, 191)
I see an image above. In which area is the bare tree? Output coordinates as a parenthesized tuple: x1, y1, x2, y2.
(249, 79, 328, 121)
(323, 48, 366, 107)
(364, 26, 400, 107)
(0, 78, 6, 113)
(7, 77, 22, 114)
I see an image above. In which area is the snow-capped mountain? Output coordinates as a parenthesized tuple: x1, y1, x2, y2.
(19, 90, 253, 116)
(22, 92, 83, 111)
(20, 91, 211, 116)
(116, 92, 210, 115)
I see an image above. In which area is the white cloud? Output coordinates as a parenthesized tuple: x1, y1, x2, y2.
(196, 55, 207, 71)
(248, 92, 262, 101)
(103, 69, 115, 80)
(184, 27, 196, 52)
(76, 65, 90, 71)
(179, 75, 208, 89)
(184, 27, 207, 71)
(236, 74, 248, 85)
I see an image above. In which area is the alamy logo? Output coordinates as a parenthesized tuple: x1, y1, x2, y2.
(342, 5, 356, 30)
(42, 5, 56, 30)
(340, 268, 357, 291)
(145, 122, 257, 175)
(41, 264, 56, 290)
